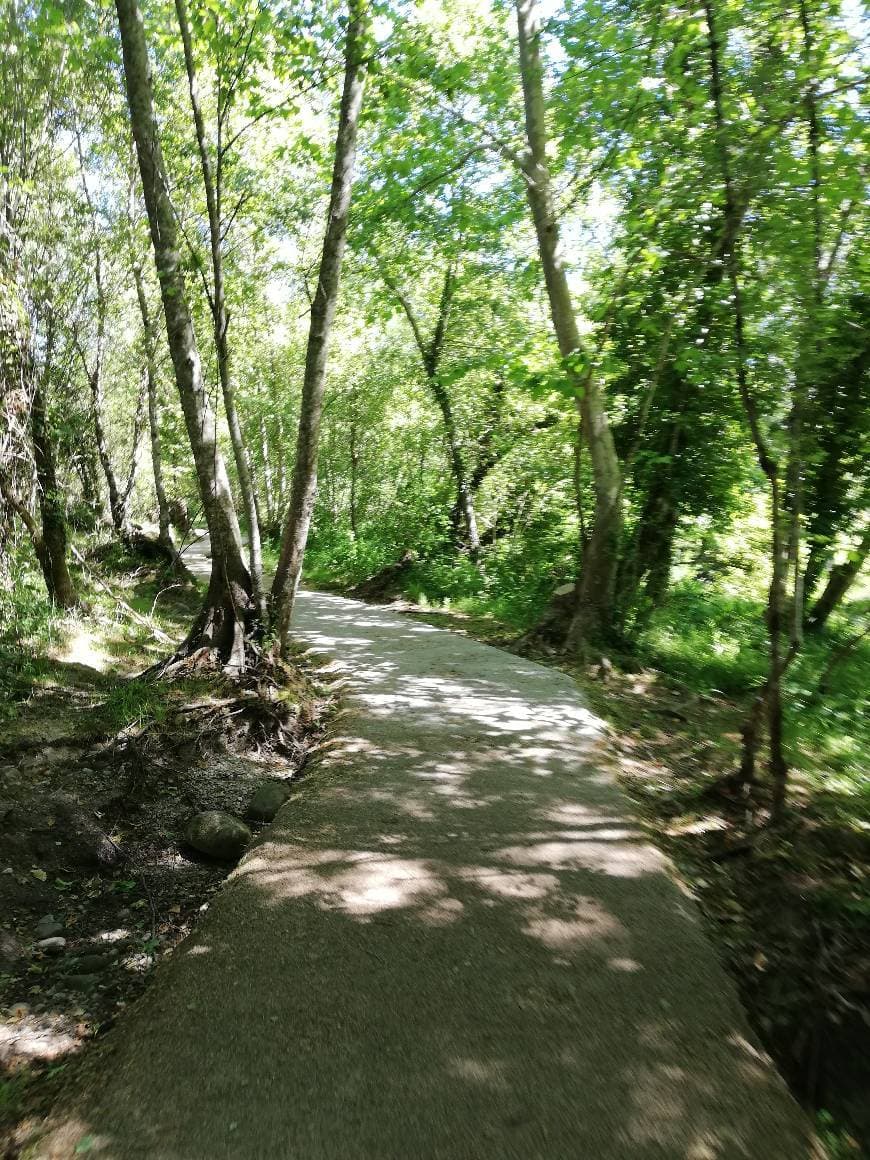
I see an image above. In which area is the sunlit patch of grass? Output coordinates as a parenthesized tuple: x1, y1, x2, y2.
(94, 678, 170, 733)
(0, 553, 67, 717)
(637, 583, 768, 695)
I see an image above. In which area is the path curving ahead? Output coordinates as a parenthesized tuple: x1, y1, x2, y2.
(43, 579, 819, 1158)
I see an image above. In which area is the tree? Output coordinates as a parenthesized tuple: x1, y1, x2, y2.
(379, 261, 481, 555)
(0, 0, 77, 607)
(116, 0, 254, 667)
(174, 0, 266, 617)
(514, 0, 623, 653)
(270, 0, 369, 653)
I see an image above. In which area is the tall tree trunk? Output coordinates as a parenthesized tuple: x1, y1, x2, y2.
(258, 413, 275, 530)
(174, 0, 265, 621)
(270, 0, 368, 653)
(82, 264, 126, 536)
(0, 293, 77, 608)
(704, 0, 790, 816)
(26, 352, 77, 608)
(515, 0, 622, 653)
(349, 407, 359, 536)
(132, 259, 175, 557)
(74, 445, 104, 527)
(381, 264, 481, 555)
(618, 428, 680, 629)
(425, 271, 480, 556)
(75, 134, 127, 537)
(118, 367, 147, 525)
(116, 0, 253, 667)
(807, 524, 870, 632)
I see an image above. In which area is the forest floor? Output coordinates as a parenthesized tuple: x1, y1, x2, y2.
(0, 544, 324, 1153)
(395, 601, 869, 1159)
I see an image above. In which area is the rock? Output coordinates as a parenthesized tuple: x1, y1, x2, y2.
(73, 953, 114, 973)
(184, 811, 251, 862)
(0, 930, 23, 965)
(0, 765, 23, 791)
(36, 937, 67, 955)
(64, 973, 100, 992)
(35, 915, 64, 940)
(46, 793, 120, 869)
(245, 780, 292, 822)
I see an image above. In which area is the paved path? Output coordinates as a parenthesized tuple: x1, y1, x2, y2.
(43, 570, 819, 1157)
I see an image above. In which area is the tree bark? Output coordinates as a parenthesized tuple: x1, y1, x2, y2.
(704, 0, 789, 816)
(381, 264, 481, 555)
(132, 259, 174, 556)
(618, 424, 681, 628)
(29, 367, 77, 608)
(75, 442, 107, 527)
(116, 0, 253, 667)
(349, 406, 359, 536)
(270, 0, 368, 653)
(258, 413, 275, 530)
(174, 0, 265, 619)
(807, 524, 870, 632)
(80, 261, 126, 535)
(118, 366, 147, 524)
(515, 0, 623, 653)
(75, 134, 128, 537)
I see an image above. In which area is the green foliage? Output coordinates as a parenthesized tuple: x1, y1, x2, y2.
(637, 583, 768, 694)
(94, 678, 170, 733)
(0, 548, 63, 716)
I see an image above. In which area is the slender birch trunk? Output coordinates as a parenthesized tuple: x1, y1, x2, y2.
(270, 0, 369, 652)
(116, 0, 253, 667)
(174, 0, 265, 619)
(381, 264, 481, 554)
(131, 259, 174, 556)
(515, 0, 622, 652)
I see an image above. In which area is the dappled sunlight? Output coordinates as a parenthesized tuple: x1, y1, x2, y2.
(540, 800, 622, 825)
(522, 895, 626, 951)
(54, 625, 109, 673)
(323, 784, 437, 820)
(495, 836, 663, 878)
(39, 587, 821, 1157)
(458, 866, 558, 900)
(609, 956, 643, 973)
(726, 1032, 779, 1085)
(0, 1011, 81, 1064)
(237, 845, 446, 918)
(239, 829, 644, 957)
(447, 1055, 509, 1089)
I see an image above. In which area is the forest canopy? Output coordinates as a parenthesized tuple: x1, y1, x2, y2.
(1, 0, 868, 792)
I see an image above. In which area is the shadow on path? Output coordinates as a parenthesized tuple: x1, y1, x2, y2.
(40, 591, 820, 1158)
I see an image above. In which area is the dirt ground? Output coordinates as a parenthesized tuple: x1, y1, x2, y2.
(0, 567, 325, 1151)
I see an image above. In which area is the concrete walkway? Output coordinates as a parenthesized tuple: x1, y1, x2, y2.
(43, 583, 819, 1158)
